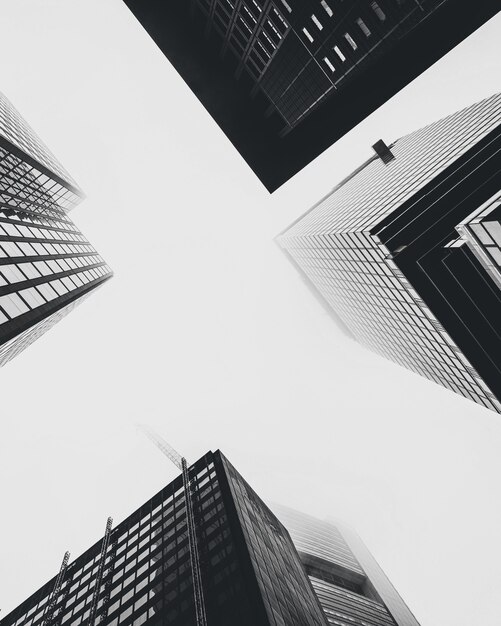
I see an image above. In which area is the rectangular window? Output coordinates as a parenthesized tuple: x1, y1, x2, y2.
(0, 293, 29, 318)
(323, 57, 335, 72)
(19, 287, 45, 308)
(484, 221, 501, 247)
(1, 264, 26, 283)
(356, 17, 371, 37)
(1, 241, 22, 257)
(50, 280, 68, 296)
(321, 0, 333, 17)
(371, 1, 386, 21)
(333, 45, 346, 62)
(302, 27, 314, 43)
(280, 0, 292, 12)
(311, 14, 323, 30)
(344, 32, 357, 50)
(471, 224, 493, 245)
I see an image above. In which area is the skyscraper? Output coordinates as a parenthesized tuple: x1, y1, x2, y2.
(277, 92, 501, 413)
(274, 505, 420, 626)
(0, 91, 112, 366)
(188, 0, 449, 134)
(0, 450, 420, 626)
(122, 0, 499, 190)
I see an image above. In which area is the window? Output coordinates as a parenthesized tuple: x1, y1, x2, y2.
(320, 0, 333, 17)
(36, 282, 58, 301)
(19, 287, 45, 308)
(280, 0, 292, 12)
(371, 1, 386, 21)
(344, 32, 357, 50)
(1, 241, 22, 257)
(0, 293, 29, 318)
(311, 14, 323, 30)
(484, 221, 501, 247)
(356, 17, 371, 37)
(333, 45, 346, 62)
(323, 57, 335, 72)
(302, 27, 314, 43)
(33, 261, 51, 276)
(1, 264, 26, 283)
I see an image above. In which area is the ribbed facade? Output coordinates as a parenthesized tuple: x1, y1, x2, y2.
(274, 506, 420, 626)
(277, 93, 501, 412)
(0, 92, 112, 365)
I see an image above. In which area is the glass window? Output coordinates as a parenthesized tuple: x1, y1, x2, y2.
(484, 221, 501, 246)
(311, 14, 322, 30)
(344, 32, 357, 50)
(323, 57, 335, 72)
(36, 282, 58, 301)
(19, 287, 45, 308)
(356, 17, 371, 37)
(0, 293, 29, 318)
(321, 1, 333, 17)
(302, 27, 314, 43)
(1, 264, 26, 283)
(333, 46, 346, 62)
(371, 1, 386, 20)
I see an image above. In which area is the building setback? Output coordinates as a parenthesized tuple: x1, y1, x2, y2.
(277, 93, 501, 413)
(0, 92, 112, 365)
(274, 505, 420, 626)
(0, 450, 420, 626)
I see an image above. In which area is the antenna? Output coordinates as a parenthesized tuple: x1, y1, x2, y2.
(137, 425, 183, 469)
(138, 426, 207, 626)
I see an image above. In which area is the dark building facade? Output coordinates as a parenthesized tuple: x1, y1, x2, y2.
(122, 0, 499, 190)
(0, 451, 331, 626)
(274, 506, 420, 626)
(191, 0, 448, 133)
(277, 93, 501, 413)
(0, 92, 112, 365)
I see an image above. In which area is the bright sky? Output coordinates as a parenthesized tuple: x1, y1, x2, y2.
(0, 2, 501, 624)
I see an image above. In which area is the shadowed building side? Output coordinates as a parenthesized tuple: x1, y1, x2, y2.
(121, 0, 500, 190)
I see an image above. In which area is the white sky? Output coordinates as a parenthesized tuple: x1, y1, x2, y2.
(0, 1, 501, 623)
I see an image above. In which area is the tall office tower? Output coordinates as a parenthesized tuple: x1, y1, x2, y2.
(123, 0, 498, 190)
(189, 0, 449, 134)
(274, 505, 420, 626)
(0, 92, 112, 366)
(277, 93, 501, 413)
(0, 450, 332, 626)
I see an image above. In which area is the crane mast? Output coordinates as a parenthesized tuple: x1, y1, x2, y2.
(87, 517, 113, 626)
(138, 426, 207, 626)
(41, 551, 70, 626)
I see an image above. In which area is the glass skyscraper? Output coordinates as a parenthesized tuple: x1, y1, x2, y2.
(0, 92, 112, 366)
(277, 92, 501, 413)
(274, 506, 420, 626)
(0, 450, 420, 626)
